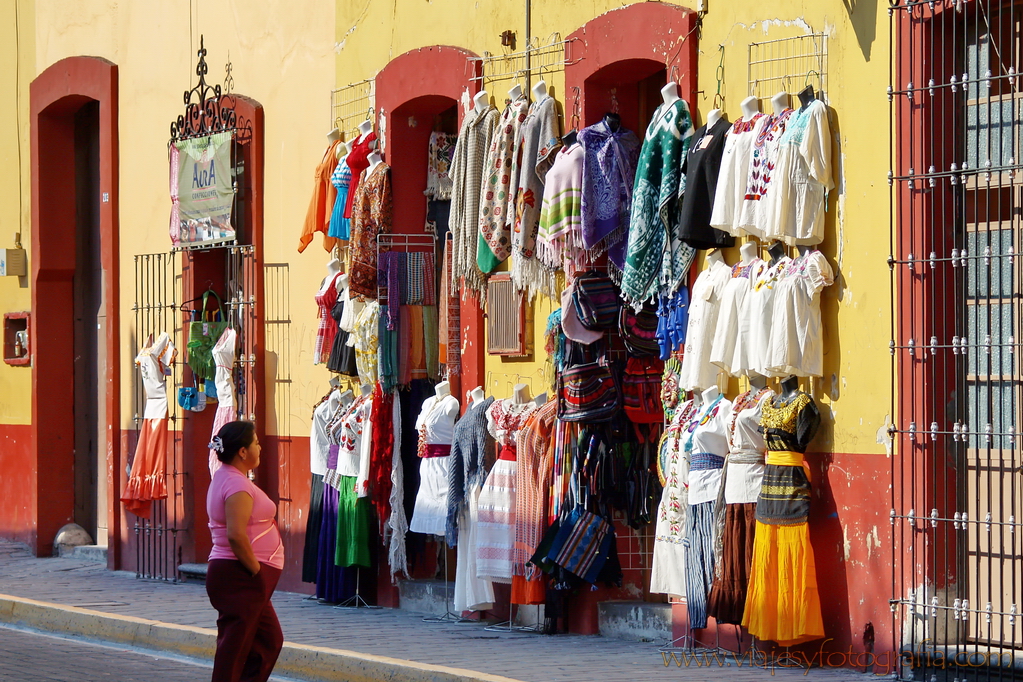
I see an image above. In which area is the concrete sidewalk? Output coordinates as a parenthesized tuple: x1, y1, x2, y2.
(0, 542, 866, 682)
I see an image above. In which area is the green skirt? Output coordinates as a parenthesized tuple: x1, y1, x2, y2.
(335, 475, 371, 568)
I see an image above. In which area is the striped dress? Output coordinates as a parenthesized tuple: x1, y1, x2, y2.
(328, 156, 352, 240)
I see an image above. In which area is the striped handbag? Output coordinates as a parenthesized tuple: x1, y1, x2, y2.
(557, 341, 620, 423)
(546, 506, 613, 584)
(571, 270, 622, 331)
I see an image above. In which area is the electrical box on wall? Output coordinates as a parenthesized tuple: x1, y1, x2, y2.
(0, 249, 26, 277)
(3, 312, 30, 366)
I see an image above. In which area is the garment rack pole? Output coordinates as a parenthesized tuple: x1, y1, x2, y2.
(334, 568, 382, 609)
(422, 540, 479, 624)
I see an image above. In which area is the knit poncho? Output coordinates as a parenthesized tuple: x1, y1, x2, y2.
(445, 397, 495, 547)
(536, 144, 586, 278)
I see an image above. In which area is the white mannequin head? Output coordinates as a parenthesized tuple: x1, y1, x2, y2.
(531, 80, 547, 102)
(661, 82, 680, 106)
(367, 151, 383, 172)
(326, 258, 341, 276)
(360, 383, 373, 396)
(435, 380, 451, 398)
(327, 127, 341, 143)
(511, 383, 532, 404)
(357, 120, 373, 138)
(473, 90, 489, 112)
(706, 249, 725, 267)
(706, 108, 723, 128)
(771, 91, 790, 116)
(740, 96, 760, 120)
(508, 84, 523, 101)
(469, 386, 485, 405)
(336, 272, 349, 293)
(739, 241, 758, 265)
(700, 385, 720, 406)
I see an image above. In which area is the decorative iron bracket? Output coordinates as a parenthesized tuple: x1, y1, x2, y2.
(170, 35, 237, 143)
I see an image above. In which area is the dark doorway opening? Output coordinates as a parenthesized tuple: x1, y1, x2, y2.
(583, 60, 666, 138)
(72, 101, 105, 545)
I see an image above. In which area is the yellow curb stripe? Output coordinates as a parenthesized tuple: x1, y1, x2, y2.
(0, 594, 524, 682)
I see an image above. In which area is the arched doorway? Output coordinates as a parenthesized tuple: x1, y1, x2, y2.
(30, 57, 120, 561)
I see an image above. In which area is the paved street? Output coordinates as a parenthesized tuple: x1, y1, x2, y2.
(0, 625, 297, 681)
(0, 542, 869, 682)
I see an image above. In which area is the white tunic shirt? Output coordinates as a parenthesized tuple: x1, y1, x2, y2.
(415, 394, 460, 445)
(763, 100, 834, 245)
(709, 114, 765, 236)
(137, 333, 176, 420)
(678, 258, 731, 391)
(765, 250, 834, 377)
(710, 259, 766, 377)
(745, 256, 791, 378)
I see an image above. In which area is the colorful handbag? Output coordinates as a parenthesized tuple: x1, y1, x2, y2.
(546, 506, 613, 584)
(557, 341, 620, 423)
(176, 376, 207, 412)
(571, 271, 622, 331)
(622, 356, 665, 423)
(186, 291, 228, 382)
(619, 301, 660, 356)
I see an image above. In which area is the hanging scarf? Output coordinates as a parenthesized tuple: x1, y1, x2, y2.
(369, 384, 394, 527)
(511, 96, 561, 300)
(426, 131, 457, 201)
(450, 106, 499, 297)
(621, 100, 696, 306)
(388, 391, 408, 580)
(477, 96, 530, 274)
(579, 120, 641, 272)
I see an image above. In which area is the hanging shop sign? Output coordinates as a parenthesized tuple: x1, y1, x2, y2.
(170, 131, 235, 248)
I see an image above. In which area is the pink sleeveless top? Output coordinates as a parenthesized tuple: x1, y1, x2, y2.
(207, 465, 284, 569)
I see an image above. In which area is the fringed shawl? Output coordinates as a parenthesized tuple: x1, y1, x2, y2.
(450, 106, 499, 297)
(477, 97, 529, 274)
(445, 397, 495, 547)
(579, 121, 641, 273)
(511, 97, 561, 300)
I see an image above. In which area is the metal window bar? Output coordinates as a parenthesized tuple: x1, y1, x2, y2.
(264, 263, 293, 529)
(468, 37, 580, 92)
(890, 2, 1023, 679)
(747, 33, 828, 101)
(331, 79, 376, 141)
(226, 245, 258, 422)
(131, 252, 186, 582)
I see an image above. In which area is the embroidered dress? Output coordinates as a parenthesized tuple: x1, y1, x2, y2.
(410, 394, 460, 536)
(327, 285, 359, 376)
(578, 120, 641, 276)
(678, 258, 731, 391)
(737, 108, 794, 235)
(450, 106, 499, 295)
(536, 143, 588, 278)
(207, 328, 237, 476)
(328, 156, 352, 240)
(514, 400, 557, 579)
(511, 96, 561, 299)
(709, 114, 765, 236)
(678, 118, 734, 250)
(298, 140, 342, 253)
(622, 100, 696, 305)
(332, 394, 373, 568)
(122, 333, 176, 519)
(763, 100, 833, 245)
(650, 400, 695, 597)
(476, 399, 537, 583)
(349, 164, 393, 298)
(343, 132, 377, 219)
(448, 397, 496, 613)
(743, 392, 824, 646)
(314, 273, 342, 365)
(706, 387, 772, 625)
(353, 301, 380, 386)
(765, 250, 833, 377)
(710, 259, 767, 377)
(426, 131, 457, 201)
(477, 96, 529, 274)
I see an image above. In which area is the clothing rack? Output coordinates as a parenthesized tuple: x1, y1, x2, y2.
(375, 233, 437, 305)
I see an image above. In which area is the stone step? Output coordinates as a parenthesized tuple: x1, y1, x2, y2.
(177, 563, 208, 584)
(397, 579, 456, 617)
(62, 544, 108, 564)
(597, 600, 672, 643)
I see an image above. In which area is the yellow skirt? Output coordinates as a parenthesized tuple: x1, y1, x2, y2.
(741, 521, 825, 646)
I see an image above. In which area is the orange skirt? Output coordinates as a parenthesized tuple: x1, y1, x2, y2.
(121, 418, 169, 519)
(741, 521, 825, 647)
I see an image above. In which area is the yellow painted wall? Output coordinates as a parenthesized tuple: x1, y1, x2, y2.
(20, 0, 336, 436)
(0, 0, 892, 456)
(335, 0, 892, 455)
(0, 0, 35, 425)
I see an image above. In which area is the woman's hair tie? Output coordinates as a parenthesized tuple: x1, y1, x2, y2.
(209, 436, 225, 454)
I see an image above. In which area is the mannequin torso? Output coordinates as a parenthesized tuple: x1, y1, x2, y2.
(367, 151, 383, 174)
(771, 91, 790, 116)
(767, 240, 787, 266)
(739, 241, 758, 266)
(473, 90, 490, 114)
(740, 96, 761, 121)
(707, 108, 723, 128)
(706, 248, 725, 269)
(507, 84, 523, 102)
(469, 386, 486, 406)
(531, 80, 547, 103)
(775, 375, 801, 404)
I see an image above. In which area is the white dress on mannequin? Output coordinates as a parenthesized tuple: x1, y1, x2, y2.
(410, 394, 460, 535)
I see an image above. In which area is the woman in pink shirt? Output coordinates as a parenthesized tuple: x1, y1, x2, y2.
(206, 421, 284, 682)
